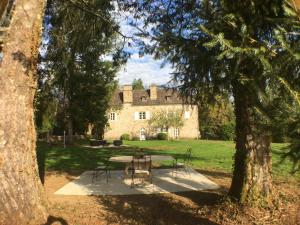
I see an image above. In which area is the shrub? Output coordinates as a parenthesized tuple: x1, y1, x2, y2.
(131, 136, 139, 141)
(90, 139, 107, 146)
(218, 122, 236, 141)
(113, 140, 123, 146)
(120, 133, 130, 141)
(157, 132, 168, 140)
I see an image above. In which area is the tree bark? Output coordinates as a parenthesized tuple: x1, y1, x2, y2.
(67, 116, 73, 144)
(229, 82, 273, 205)
(0, 0, 48, 224)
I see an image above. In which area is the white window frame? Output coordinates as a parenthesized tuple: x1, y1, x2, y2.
(134, 112, 139, 120)
(184, 111, 190, 119)
(174, 128, 180, 138)
(139, 111, 146, 120)
(140, 128, 146, 140)
(146, 111, 150, 120)
(110, 112, 116, 121)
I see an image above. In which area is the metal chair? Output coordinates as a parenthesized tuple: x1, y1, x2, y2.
(91, 160, 111, 183)
(173, 148, 192, 177)
(130, 155, 152, 188)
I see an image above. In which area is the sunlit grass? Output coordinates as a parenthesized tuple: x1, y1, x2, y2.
(37, 140, 298, 179)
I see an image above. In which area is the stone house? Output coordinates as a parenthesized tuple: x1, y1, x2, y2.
(104, 84, 200, 140)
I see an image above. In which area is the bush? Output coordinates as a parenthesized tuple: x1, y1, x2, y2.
(113, 140, 123, 146)
(120, 133, 130, 141)
(90, 139, 107, 146)
(218, 122, 236, 141)
(157, 132, 168, 140)
(200, 126, 219, 140)
(131, 136, 139, 141)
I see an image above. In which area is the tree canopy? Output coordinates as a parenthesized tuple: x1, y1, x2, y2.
(148, 109, 184, 133)
(120, 0, 300, 204)
(132, 78, 145, 90)
(37, 0, 127, 141)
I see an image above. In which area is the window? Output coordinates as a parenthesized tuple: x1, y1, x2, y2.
(184, 111, 190, 119)
(157, 127, 168, 133)
(174, 128, 180, 138)
(110, 112, 116, 121)
(141, 96, 147, 102)
(165, 96, 171, 101)
(139, 112, 146, 120)
(135, 111, 150, 120)
(140, 128, 146, 140)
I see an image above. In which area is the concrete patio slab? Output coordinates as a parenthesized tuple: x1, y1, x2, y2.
(54, 168, 219, 196)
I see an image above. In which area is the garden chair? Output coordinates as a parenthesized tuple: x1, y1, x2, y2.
(91, 160, 111, 183)
(130, 155, 152, 188)
(172, 148, 192, 177)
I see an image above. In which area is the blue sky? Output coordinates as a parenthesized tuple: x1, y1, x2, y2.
(116, 13, 173, 86)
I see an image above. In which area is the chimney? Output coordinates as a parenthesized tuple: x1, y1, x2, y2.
(150, 84, 157, 100)
(123, 85, 133, 103)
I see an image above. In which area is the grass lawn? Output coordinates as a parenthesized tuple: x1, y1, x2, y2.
(41, 140, 299, 225)
(37, 139, 298, 180)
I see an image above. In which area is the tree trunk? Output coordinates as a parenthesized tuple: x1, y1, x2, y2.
(0, 0, 48, 224)
(229, 82, 273, 205)
(67, 116, 73, 144)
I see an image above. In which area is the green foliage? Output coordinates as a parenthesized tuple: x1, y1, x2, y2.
(38, 0, 127, 137)
(132, 78, 144, 90)
(120, 133, 130, 141)
(37, 140, 299, 179)
(35, 91, 57, 133)
(200, 95, 235, 140)
(120, 0, 300, 175)
(148, 109, 184, 133)
(281, 110, 300, 173)
(131, 136, 140, 141)
(157, 132, 168, 140)
(218, 122, 236, 141)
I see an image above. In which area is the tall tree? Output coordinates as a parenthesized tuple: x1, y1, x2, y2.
(132, 78, 145, 90)
(40, 0, 126, 143)
(0, 0, 48, 224)
(120, 0, 299, 205)
(0, 0, 126, 223)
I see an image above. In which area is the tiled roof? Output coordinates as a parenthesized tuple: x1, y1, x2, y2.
(110, 88, 187, 106)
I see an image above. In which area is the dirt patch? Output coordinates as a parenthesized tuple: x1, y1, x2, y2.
(44, 170, 300, 225)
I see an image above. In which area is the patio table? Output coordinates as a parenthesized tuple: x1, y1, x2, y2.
(109, 155, 174, 174)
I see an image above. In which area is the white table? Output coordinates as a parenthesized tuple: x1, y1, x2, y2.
(109, 155, 174, 163)
(109, 155, 174, 174)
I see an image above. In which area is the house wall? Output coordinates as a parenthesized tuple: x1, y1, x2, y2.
(104, 104, 200, 140)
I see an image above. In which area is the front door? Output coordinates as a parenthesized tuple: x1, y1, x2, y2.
(140, 128, 146, 141)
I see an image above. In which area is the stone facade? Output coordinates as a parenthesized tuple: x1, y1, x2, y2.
(104, 85, 200, 140)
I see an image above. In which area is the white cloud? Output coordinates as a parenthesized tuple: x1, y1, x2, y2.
(117, 54, 173, 86)
(113, 9, 174, 86)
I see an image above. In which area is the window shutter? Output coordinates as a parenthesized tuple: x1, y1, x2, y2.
(114, 113, 117, 120)
(146, 111, 150, 120)
(184, 111, 190, 119)
(134, 112, 139, 120)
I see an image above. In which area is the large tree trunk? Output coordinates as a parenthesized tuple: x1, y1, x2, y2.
(0, 0, 48, 224)
(229, 82, 273, 205)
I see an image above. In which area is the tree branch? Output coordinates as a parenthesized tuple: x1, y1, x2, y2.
(65, 0, 132, 40)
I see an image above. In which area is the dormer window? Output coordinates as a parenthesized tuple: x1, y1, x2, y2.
(141, 96, 147, 102)
(165, 96, 171, 101)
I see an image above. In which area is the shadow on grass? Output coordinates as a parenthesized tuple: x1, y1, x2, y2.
(36, 141, 210, 181)
(196, 169, 232, 179)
